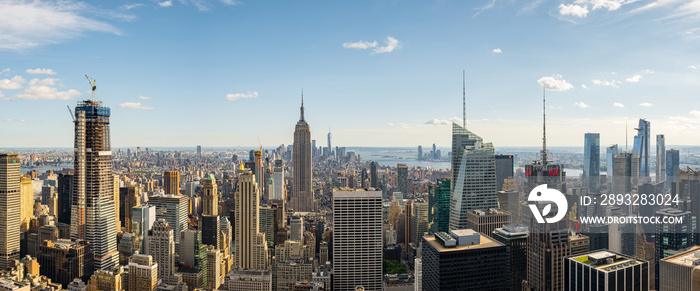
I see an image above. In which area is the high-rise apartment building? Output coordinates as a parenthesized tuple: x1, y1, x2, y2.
(397, 163, 408, 195)
(450, 123, 498, 230)
(632, 118, 651, 177)
(583, 133, 601, 192)
(163, 171, 180, 195)
(148, 219, 174, 280)
(148, 194, 188, 263)
(0, 154, 20, 270)
(70, 100, 119, 271)
(234, 171, 268, 269)
(656, 134, 666, 183)
(128, 254, 158, 291)
(332, 189, 382, 291)
(565, 250, 649, 291)
(422, 229, 508, 291)
(292, 97, 313, 213)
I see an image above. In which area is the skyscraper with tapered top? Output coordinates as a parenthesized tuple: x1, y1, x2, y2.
(292, 93, 313, 212)
(71, 97, 119, 271)
(0, 154, 20, 270)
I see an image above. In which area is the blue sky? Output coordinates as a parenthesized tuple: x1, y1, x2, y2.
(2, 0, 700, 148)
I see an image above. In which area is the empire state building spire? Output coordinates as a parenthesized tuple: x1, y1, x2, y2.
(300, 89, 305, 121)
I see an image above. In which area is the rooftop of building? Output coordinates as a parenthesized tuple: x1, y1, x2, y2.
(469, 208, 509, 216)
(494, 225, 529, 237)
(569, 250, 642, 272)
(424, 229, 504, 253)
(661, 245, 700, 267)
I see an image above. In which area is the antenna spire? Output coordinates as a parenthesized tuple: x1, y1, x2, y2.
(300, 89, 305, 121)
(542, 87, 548, 164)
(463, 70, 466, 129)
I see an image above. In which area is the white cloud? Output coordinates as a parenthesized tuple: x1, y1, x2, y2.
(0, 76, 25, 89)
(639, 102, 652, 107)
(592, 79, 622, 87)
(139, 95, 152, 100)
(424, 117, 463, 126)
(123, 3, 144, 10)
(119, 102, 153, 110)
(688, 65, 697, 70)
(581, 84, 589, 89)
(373, 36, 401, 54)
(613, 102, 625, 107)
(492, 48, 502, 53)
(1, 68, 9, 74)
(559, 4, 589, 17)
(387, 122, 410, 129)
(574, 101, 589, 108)
(26, 68, 56, 75)
(537, 75, 574, 91)
(342, 41, 377, 50)
(0, 1, 120, 50)
(12, 85, 81, 101)
(28, 78, 58, 86)
(220, 0, 242, 5)
(690, 110, 700, 117)
(473, 0, 497, 17)
(226, 91, 258, 101)
(575, 0, 641, 11)
(159, 1, 173, 7)
(625, 74, 642, 83)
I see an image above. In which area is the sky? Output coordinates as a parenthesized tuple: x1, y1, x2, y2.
(2, 0, 700, 149)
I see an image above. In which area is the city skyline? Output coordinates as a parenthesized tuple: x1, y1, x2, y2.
(2, 1, 700, 148)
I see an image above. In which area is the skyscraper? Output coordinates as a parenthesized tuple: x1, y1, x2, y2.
(128, 254, 158, 291)
(613, 152, 639, 200)
(632, 118, 651, 177)
(71, 100, 119, 271)
(119, 184, 141, 232)
(0, 154, 20, 270)
(428, 178, 450, 234)
(234, 171, 268, 269)
(583, 133, 600, 192)
(202, 174, 218, 216)
(148, 194, 188, 263)
(493, 225, 528, 291)
(131, 204, 156, 254)
(606, 144, 618, 188)
(370, 161, 378, 189)
(654, 208, 696, 290)
(417, 146, 423, 161)
(327, 128, 332, 157)
(273, 160, 285, 200)
(565, 250, 648, 291)
(526, 219, 570, 291)
(332, 189, 382, 291)
(449, 123, 498, 230)
(397, 163, 408, 195)
(148, 219, 174, 280)
(656, 134, 666, 183)
(666, 149, 680, 189)
(495, 154, 514, 192)
(292, 95, 313, 213)
(163, 171, 180, 195)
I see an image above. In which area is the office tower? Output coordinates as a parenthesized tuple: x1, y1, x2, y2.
(655, 208, 697, 290)
(196, 145, 202, 158)
(87, 267, 123, 291)
(148, 219, 174, 280)
(292, 96, 313, 213)
(659, 245, 700, 291)
(128, 254, 158, 291)
(656, 134, 666, 183)
(20, 175, 33, 231)
(583, 133, 601, 192)
(411, 199, 429, 245)
(132, 204, 156, 253)
(219, 217, 234, 274)
(523, 93, 566, 198)
(428, 179, 450, 234)
(565, 250, 649, 291)
(449, 122, 498, 230)
(260, 206, 276, 249)
(119, 184, 141, 232)
(405, 200, 413, 248)
(414, 258, 422, 291)
(234, 171, 268, 269)
(570, 233, 590, 255)
(613, 152, 639, 199)
(495, 154, 514, 192)
(0, 154, 20, 270)
(370, 161, 378, 189)
(206, 246, 222, 290)
(179, 229, 207, 287)
(70, 100, 118, 271)
(332, 189, 382, 291)
(606, 145, 618, 182)
(673, 168, 700, 244)
(632, 118, 651, 177)
(397, 163, 408, 195)
(272, 240, 313, 291)
(148, 194, 188, 262)
(163, 171, 180, 195)
(417, 146, 423, 161)
(224, 268, 272, 291)
(202, 174, 218, 216)
(38, 239, 93, 287)
(273, 160, 285, 200)
(466, 209, 510, 239)
(327, 128, 332, 157)
(118, 233, 135, 265)
(254, 151, 265, 203)
(201, 214, 220, 248)
(422, 229, 508, 290)
(526, 219, 570, 291)
(290, 214, 304, 242)
(493, 225, 528, 291)
(667, 149, 680, 189)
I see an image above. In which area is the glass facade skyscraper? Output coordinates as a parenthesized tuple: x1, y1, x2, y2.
(632, 119, 651, 177)
(583, 133, 600, 192)
(428, 178, 450, 234)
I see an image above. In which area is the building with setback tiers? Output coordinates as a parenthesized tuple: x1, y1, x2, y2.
(292, 96, 313, 212)
(234, 171, 268, 269)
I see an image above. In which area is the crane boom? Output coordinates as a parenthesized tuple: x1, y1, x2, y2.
(66, 105, 75, 121)
(85, 75, 96, 102)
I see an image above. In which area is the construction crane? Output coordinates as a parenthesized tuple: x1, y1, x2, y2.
(85, 75, 96, 102)
(66, 105, 74, 121)
(257, 137, 263, 152)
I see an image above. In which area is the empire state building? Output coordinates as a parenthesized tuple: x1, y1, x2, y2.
(292, 95, 313, 212)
